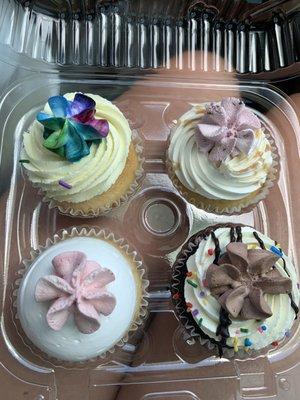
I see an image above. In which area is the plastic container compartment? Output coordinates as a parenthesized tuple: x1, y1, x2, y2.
(0, 66, 300, 400)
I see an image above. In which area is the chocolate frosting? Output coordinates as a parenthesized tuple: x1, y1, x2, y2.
(206, 242, 292, 320)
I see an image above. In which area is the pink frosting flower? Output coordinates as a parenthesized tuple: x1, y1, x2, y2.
(35, 251, 116, 334)
(196, 97, 261, 163)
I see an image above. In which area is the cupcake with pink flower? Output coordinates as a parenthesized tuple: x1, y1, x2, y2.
(167, 97, 279, 214)
(20, 93, 143, 217)
(16, 227, 149, 363)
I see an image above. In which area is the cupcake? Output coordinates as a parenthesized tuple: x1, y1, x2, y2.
(16, 227, 149, 363)
(20, 93, 143, 217)
(167, 97, 279, 214)
(172, 224, 299, 357)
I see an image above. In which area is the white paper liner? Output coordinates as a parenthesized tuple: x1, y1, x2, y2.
(29, 132, 145, 218)
(171, 223, 295, 359)
(166, 127, 280, 216)
(12, 226, 149, 368)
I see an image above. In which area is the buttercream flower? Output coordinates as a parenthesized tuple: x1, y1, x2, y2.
(37, 93, 109, 162)
(206, 242, 291, 320)
(196, 97, 261, 163)
(35, 251, 116, 334)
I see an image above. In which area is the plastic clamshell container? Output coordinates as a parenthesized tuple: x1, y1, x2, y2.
(0, 64, 300, 400)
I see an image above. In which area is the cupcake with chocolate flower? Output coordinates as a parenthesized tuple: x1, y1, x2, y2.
(21, 93, 143, 217)
(167, 97, 279, 214)
(16, 227, 149, 363)
(172, 224, 299, 356)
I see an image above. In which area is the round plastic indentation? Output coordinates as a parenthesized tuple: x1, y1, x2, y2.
(124, 187, 192, 256)
(142, 198, 181, 236)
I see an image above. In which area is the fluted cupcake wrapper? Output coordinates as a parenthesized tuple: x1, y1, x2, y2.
(166, 129, 280, 216)
(12, 226, 149, 368)
(33, 131, 145, 218)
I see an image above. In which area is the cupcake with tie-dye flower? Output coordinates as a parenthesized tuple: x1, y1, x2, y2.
(167, 97, 279, 214)
(20, 93, 143, 217)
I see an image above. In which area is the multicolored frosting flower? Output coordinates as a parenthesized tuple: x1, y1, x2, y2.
(37, 93, 109, 162)
(35, 251, 116, 334)
(206, 242, 292, 320)
(196, 97, 261, 164)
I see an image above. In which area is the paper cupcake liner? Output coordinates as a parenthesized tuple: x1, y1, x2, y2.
(35, 131, 145, 218)
(171, 223, 291, 359)
(166, 128, 280, 216)
(12, 226, 149, 368)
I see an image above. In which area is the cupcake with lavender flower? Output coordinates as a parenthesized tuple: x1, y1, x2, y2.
(167, 97, 279, 214)
(21, 93, 143, 217)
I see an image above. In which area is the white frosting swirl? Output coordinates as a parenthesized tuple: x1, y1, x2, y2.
(168, 106, 273, 201)
(185, 227, 299, 351)
(21, 93, 132, 203)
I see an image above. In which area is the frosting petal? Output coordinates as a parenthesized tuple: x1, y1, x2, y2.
(197, 124, 226, 142)
(221, 97, 244, 124)
(48, 95, 70, 118)
(254, 274, 292, 294)
(82, 265, 116, 290)
(226, 242, 248, 272)
(52, 251, 86, 283)
(205, 263, 236, 288)
(89, 118, 110, 137)
(86, 291, 117, 315)
(37, 113, 65, 131)
(46, 295, 74, 331)
(35, 275, 74, 301)
(247, 249, 279, 275)
(235, 129, 254, 154)
(222, 286, 249, 318)
(203, 103, 227, 126)
(235, 107, 261, 131)
(69, 93, 95, 116)
(75, 300, 100, 334)
(247, 286, 272, 318)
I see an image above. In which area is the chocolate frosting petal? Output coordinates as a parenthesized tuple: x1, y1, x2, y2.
(224, 286, 249, 318)
(226, 242, 248, 271)
(247, 249, 279, 275)
(206, 263, 241, 288)
(239, 297, 271, 320)
(254, 274, 292, 294)
(218, 253, 231, 265)
(210, 285, 232, 296)
(248, 287, 273, 318)
(218, 263, 242, 281)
